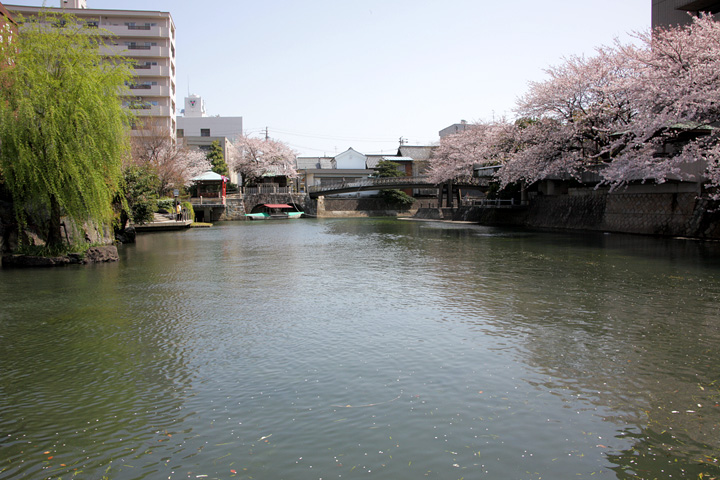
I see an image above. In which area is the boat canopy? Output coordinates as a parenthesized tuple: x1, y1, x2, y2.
(263, 204, 293, 208)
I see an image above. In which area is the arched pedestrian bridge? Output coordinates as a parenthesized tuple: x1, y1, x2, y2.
(307, 176, 488, 198)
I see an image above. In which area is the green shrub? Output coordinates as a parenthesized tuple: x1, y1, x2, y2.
(156, 198, 174, 213)
(132, 199, 156, 224)
(181, 201, 195, 221)
(380, 189, 415, 207)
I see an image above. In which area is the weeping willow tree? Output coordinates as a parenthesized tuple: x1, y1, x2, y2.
(0, 12, 133, 249)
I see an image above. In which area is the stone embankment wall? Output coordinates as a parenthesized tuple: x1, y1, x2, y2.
(415, 187, 719, 239)
(414, 205, 528, 224)
(221, 197, 246, 220)
(317, 197, 416, 217)
(432, 188, 718, 239)
(2, 245, 119, 268)
(0, 196, 116, 254)
(525, 191, 720, 238)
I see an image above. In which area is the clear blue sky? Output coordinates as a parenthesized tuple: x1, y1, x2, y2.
(6, 0, 650, 156)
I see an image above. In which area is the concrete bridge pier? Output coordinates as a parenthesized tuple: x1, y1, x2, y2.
(437, 181, 462, 209)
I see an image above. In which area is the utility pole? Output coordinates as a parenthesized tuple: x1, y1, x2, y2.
(264, 127, 269, 140)
(399, 136, 406, 146)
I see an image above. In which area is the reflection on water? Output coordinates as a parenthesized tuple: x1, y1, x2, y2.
(1, 218, 719, 479)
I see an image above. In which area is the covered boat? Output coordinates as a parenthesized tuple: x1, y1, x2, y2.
(245, 204, 304, 220)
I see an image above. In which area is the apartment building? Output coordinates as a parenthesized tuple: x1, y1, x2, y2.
(652, 0, 720, 28)
(7, 1, 177, 138)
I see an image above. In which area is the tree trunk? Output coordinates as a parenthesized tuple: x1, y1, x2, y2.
(47, 194, 64, 248)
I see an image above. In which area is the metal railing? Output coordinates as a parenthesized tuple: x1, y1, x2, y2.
(308, 176, 434, 194)
(175, 208, 192, 222)
(471, 198, 525, 207)
(243, 185, 294, 195)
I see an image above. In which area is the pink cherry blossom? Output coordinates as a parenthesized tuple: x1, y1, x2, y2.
(231, 135, 298, 186)
(432, 15, 720, 197)
(131, 134, 210, 194)
(428, 121, 518, 184)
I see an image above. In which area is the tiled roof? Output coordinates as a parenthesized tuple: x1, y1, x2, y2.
(296, 156, 335, 170)
(398, 146, 436, 160)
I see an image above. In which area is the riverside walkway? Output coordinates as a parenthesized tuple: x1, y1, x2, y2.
(133, 212, 192, 232)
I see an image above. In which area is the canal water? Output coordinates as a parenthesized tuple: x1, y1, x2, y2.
(1, 218, 719, 480)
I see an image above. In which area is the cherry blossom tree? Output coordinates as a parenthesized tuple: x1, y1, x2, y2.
(602, 14, 720, 191)
(497, 15, 720, 194)
(496, 118, 577, 186)
(130, 132, 210, 195)
(231, 135, 297, 186)
(498, 49, 635, 187)
(427, 121, 518, 184)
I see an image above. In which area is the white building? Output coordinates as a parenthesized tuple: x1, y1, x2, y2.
(176, 94, 243, 185)
(297, 146, 437, 196)
(176, 94, 243, 140)
(8, 1, 177, 139)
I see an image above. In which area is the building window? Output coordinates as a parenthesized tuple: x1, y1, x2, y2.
(201, 128, 210, 137)
(177, 129, 184, 138)
(127, 81, 156, 90)
(124, 99, 157, 110)
(125, 41, 156, 50)
(135, 61, 158, 70)
(125, 22, 155, 30)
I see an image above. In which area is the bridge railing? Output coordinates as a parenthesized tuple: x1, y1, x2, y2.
(308, 176, 434, 194)
(470, 198, 525, 207)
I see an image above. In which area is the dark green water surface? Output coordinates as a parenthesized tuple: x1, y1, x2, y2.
(1, 218, 719, 480)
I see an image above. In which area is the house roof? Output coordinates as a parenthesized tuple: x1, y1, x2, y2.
(365, 155, 383, 169)
(365, 156, 414, 169)
(191, 171, 224, 182)
(297, 156, 334, 169)
(398, 145, 436, 160)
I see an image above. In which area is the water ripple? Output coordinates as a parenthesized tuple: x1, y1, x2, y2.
(1, 220, 719, 479)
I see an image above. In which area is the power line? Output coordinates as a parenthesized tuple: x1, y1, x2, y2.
(244, 125, 398, 143)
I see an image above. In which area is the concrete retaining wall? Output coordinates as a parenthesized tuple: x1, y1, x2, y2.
(317, 197, 415, 218)
(415, 186, 719, 239)
(524, 192, 720, 238)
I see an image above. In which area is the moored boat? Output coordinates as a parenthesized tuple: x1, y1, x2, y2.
(245, 204, 304, 220)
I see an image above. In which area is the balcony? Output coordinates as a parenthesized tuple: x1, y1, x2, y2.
(131, 105, 172, 117)
(132, 64, 170, 77)
(101, 44, 170, 59)
(127, 84, 171, 97)
(101, 24, 170, 39)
